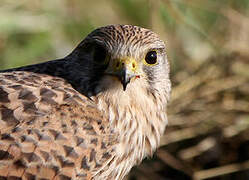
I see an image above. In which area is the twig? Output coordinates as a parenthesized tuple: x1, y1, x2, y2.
(193, 160, 249, 180)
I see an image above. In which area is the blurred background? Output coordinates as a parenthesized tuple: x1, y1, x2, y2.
(0, 0, 249, 179)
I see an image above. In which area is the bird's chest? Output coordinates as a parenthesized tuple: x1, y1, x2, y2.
(108, 105, 166, 179)
(95, 89, 168, 179)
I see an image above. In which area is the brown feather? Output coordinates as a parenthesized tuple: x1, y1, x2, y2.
(0, 25, 171, 180)
(0, 71, 118, 179)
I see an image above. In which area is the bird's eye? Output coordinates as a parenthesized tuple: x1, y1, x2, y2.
(144, 50, 157, 65)
(93, 44, 107, 64)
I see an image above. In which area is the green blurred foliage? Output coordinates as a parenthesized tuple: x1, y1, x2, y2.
(117, 0, 150, 26)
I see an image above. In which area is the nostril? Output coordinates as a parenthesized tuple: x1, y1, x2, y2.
(132, 62, 136, 68)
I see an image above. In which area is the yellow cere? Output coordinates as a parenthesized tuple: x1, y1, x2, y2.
(114, 58, 138, 73)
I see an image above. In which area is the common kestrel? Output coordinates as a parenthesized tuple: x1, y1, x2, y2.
(0, 25, 171, 179)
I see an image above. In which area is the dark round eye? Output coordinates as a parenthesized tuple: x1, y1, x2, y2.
(145, 51, 157, 65)
(93, 44, 107, 64)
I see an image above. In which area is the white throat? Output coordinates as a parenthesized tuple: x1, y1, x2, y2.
(93, 76, 168, 179)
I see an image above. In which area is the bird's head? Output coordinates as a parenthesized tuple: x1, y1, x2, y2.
(70, 25, 170, 99)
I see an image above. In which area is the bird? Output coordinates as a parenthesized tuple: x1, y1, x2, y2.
(0, 24, 171, 180)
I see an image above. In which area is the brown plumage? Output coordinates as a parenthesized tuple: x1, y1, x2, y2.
(0, 25, 171, 179)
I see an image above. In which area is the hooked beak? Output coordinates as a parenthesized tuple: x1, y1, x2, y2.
(120, 68, 135, 91)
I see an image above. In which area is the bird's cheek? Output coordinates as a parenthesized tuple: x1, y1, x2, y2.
(133, 75, 141, 82)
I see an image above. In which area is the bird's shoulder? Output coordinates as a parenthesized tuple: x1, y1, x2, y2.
(0, 70, 118, 179)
